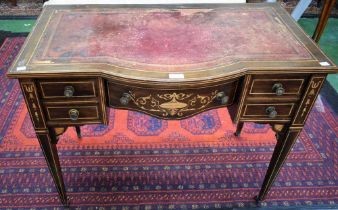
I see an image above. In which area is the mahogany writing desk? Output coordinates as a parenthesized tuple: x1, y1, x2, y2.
(7, 3, 338, 206)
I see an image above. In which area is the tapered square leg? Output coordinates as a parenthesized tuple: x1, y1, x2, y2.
(255, 126, 301, 201)
(37, 132, 69, 206)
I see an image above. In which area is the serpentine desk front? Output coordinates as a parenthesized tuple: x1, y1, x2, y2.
(7, 3, 338, 206)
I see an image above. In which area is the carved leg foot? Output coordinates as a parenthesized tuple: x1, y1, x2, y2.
(234, 122, 244, 136)
(37, 132, 68, 206)
(75, 126, 82, 138)
(257, 126, 302, 200)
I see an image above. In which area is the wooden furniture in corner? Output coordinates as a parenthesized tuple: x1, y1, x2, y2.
(313, 0, 336, 42)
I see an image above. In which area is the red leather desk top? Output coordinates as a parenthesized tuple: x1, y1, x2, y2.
(31, 7, 313, 72)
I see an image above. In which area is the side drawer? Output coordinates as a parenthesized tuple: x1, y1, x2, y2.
(248, 75, 307, 97)
(38, 78, 98, 99)
(242, 103, 295, 121)
(43, 103, 104, 125)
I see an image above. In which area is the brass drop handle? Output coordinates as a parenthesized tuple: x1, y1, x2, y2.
(64, 86, 75, 97)
(216, 91, 229, 105)
(266, 106, 277, 118)
(120, 93, 131, 105)
(272, 83, 285, 96)
(69, 109, 79, 121)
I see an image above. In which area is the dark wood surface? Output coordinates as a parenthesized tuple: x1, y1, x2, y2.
(7, 3, 338, 207)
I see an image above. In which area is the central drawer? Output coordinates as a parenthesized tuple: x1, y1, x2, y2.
(107, 79, 239, 119)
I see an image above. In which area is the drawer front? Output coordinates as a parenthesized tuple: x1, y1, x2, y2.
(38, 79, 98, 99)
(248, 75, 306, 97)
(242, 103, 295, 120)
(45, 105, 101, 124)
(107, 80, 239, 119)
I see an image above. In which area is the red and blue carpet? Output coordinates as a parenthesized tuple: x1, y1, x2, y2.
(0, 37, 337, 209)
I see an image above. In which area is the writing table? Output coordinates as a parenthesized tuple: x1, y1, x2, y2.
(7, 3, 338, 206)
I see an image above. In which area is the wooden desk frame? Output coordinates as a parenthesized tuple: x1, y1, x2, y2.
(7, 3, 338, 206)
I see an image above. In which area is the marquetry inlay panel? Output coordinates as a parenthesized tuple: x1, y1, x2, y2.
(20, 82, 46, 129)
(107, 79, 239, 119)
(292, 76, 325, 125)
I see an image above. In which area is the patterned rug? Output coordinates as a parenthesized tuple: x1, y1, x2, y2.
(0, 37, 337, 209)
